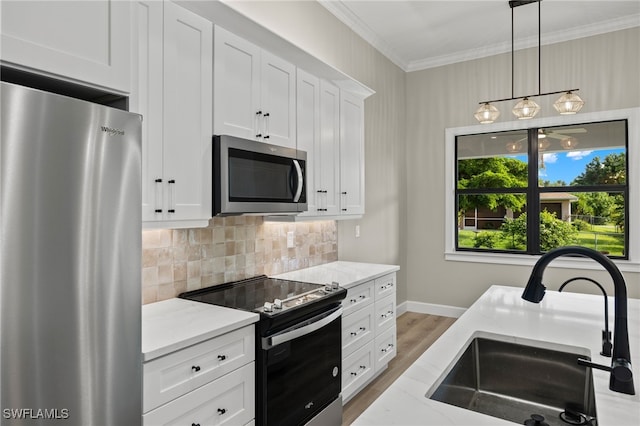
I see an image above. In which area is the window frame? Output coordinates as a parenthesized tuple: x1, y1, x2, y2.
(445, 108, 640, 273)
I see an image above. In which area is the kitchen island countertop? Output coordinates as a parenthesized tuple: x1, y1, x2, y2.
(353, 285, 640, 425)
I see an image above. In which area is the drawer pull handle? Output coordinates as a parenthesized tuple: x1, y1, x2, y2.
(350, 298, 357, 303)
(359, 327, 366, 331)
(360, 365, 366, 370)
(217, 408, 227, 415)
(350, 332, 357, 336)
(359, 295, 366, 299)
(192, 423, 200, 426)
(191, 365, 201, 372)
(218, 355, 226, 361)
(350, 372, 357, 376)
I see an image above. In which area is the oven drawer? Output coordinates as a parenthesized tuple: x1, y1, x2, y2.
(342, 302, 374, 358)
(341, 279, 374, 316)
(143, 361, 255, 426)
(143, 325, 255, 413)
(342, 340, 375, 402)
(374, 324, 397, 372)
(374, 293, 396, 334)
(375, 274, 396, 300)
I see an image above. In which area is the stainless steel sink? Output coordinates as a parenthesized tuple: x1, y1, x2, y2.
(426, 335, 597, 425)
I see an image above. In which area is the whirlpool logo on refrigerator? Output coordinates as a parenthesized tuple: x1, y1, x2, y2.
(100, 126, 125, 136)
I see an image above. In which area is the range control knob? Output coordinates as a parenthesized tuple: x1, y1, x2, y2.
(263, 302, 274, 312)
(331, 281, 340, 290)
(273, 299, 283, 309)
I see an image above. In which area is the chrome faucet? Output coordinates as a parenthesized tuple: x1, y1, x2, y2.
(522, 246, 635, 395)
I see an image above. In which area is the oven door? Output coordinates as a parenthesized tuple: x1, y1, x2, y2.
(214, 134, 307, 215)
(259, 305, 342, 426)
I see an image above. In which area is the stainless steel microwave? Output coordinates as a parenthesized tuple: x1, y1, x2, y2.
(213, 135, 307, 216)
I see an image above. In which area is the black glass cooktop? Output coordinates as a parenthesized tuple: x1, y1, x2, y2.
(179, 275, 346, 317)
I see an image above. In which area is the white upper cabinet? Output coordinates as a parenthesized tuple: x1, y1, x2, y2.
(0, 0, 130, 93)
(133, 0, 212, 228)
(214, 26, 296, 149)
(295, 69, 321, 216)
(339, 91, 366, 216)
(295, 73, 341, 218)
(318, 80, 341, 216)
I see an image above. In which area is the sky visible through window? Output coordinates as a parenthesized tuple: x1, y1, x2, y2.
(510, 148, 625, 183)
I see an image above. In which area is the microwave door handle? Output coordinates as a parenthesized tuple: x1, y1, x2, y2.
(262, 306, 342, 350)
(292, 159, 303, 203)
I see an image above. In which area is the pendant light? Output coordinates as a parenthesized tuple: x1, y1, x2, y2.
(560, 136, 579, 149)
(553, 91, 585, 114)
(505, 140, 523, 153)
(512, 97, 540, 119)
(474, 103, 501, 123)
(474, 1, 584, 123)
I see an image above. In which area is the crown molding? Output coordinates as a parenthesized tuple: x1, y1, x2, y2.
(318, 1, 639, 73)
(317, 0, 409, 71)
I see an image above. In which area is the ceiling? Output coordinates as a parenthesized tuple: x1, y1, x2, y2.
(319, 0, 640, 72)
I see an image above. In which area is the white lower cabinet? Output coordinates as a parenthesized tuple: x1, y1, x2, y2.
(341, 272, 397, 403)
(143, 362, 255, 426)
(143, 325, 255, 425)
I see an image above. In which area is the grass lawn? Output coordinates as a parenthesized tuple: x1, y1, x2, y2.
(458, 225, 625, 256)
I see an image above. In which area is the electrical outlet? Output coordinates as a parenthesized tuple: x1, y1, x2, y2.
(355, 225, 360, 238)
(287, 231, 295, 248)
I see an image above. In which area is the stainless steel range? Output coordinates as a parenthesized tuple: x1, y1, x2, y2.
(180, 276, 347, 426)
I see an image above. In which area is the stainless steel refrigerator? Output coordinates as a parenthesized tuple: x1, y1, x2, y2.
(1, 82, 142, 425)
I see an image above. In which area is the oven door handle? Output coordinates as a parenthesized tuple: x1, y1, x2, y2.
(262, 306, 342, 350)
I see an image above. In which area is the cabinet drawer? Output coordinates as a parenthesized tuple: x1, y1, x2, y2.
(374, 274, 396, 300)
(341, 280, 374, 317)
(143, 361, 255, 426)
(374, 294, 396, 334)
(374, 325, 397, 372)
(144, 325, 254, 413)
(342, 303, 374, 358)
(342, 340, 374, 402)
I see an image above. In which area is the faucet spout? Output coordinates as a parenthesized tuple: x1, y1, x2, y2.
(522, 246, 635, 395)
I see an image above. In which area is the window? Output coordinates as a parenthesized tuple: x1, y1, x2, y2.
(454, 120, 629, 259)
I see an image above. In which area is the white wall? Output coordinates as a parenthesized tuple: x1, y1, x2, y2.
(405, 27, 640, 308)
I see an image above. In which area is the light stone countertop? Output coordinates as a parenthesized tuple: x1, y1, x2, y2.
(141, 298, 259, 362)
(272, 260, 400, 289)
(353, 285, 640, 426)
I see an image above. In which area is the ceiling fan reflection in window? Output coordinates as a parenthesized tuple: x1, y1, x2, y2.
(505, 127, 587, 168)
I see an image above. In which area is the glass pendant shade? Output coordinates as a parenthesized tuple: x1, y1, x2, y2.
(474, 103, 500, 124)
(505, 140, 522, 153)
(512, 98, 540, 119)
(538, 138, 550, 151)
(560, 137, 579, 149)
(553, 91, 585, 114)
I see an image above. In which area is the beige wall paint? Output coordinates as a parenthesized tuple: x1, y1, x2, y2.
(405, 27, 640, 308)
(224, 1, 408, 302)
(211, 2, 637, 309)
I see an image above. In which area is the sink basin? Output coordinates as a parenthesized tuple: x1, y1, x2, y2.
(426, 334, 597, 426)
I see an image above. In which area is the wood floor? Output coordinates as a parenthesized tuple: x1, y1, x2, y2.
(341, 312, 457, 425)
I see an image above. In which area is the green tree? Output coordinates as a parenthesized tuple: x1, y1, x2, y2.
(571, 153, 626, 185)
(499, 211, 577, 251)
(574, 192, 615, 223)
(457, 157, 527, 212)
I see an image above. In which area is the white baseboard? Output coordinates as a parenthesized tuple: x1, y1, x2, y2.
(397, 300, 466, 319)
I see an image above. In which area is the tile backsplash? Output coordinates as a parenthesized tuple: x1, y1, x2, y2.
(142, 217, 338, 304)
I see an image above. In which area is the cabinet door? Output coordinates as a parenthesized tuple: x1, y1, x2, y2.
(318, 81, 341, 216)
(0, 0, 130, 93)
(295, 69, 320, 217)
(133, 0, 164, 222)
(339, 91, 366, 215)
(162, 2, 212, 221)
(213, 26, 261, 140)
(260, 51, 296, 148)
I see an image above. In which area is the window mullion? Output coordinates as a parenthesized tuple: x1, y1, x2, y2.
(527, 127, 541, 254)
